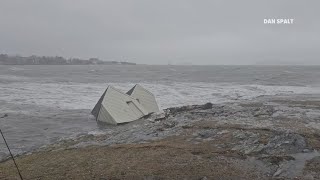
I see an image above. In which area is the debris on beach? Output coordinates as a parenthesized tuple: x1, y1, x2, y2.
(91, 84, 159, 124)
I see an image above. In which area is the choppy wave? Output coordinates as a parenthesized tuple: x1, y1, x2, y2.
(0, 82, 320, 111)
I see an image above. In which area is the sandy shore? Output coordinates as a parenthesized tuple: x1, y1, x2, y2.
(1, 95, 320, 179)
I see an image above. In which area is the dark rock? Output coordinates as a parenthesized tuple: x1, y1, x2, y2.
(163, 121, 177, 129)
(259, 156, 295, 165)
(262, 133, 307, 155)
(0, 114, 8, 118)
(202, 103, 213, 110)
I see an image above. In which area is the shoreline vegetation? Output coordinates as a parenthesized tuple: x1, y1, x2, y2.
(0, 54, 136, 65)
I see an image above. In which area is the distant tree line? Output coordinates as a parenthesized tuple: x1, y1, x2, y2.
(0, 54, 136, 65)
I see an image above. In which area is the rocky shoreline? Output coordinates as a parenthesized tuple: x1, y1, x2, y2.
(0, 95, 320, 179)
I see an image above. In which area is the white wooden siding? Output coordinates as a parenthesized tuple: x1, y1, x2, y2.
(100, 86, 148, 124)
(129, 84, 160, 113)
(97, 105, 116, 124)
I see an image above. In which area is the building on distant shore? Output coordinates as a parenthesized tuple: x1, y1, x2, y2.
(0, 54, 136, 65)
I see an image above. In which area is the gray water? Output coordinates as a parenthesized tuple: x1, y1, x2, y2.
(1, 65, 320, 85)
(0, 65, 320, 159)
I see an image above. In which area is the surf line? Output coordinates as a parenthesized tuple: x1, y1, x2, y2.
(1, 114, 24, 180)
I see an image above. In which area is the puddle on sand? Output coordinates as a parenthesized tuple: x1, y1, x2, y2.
(273, 150, 320, 178)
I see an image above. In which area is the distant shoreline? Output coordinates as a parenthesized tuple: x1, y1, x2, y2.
(0, 64, 137, 65)
(0, 54, 136, 65)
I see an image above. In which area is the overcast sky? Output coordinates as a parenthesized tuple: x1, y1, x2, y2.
(0, 0, 319, 65)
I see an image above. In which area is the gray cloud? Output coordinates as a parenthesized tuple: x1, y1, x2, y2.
(0, 0, 319, 65)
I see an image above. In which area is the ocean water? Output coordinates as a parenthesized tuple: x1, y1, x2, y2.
(0, 65, 320, 159)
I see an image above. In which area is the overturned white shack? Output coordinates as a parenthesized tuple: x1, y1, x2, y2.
(126, 84, 160, 114)
(92, 85, 159, 124)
